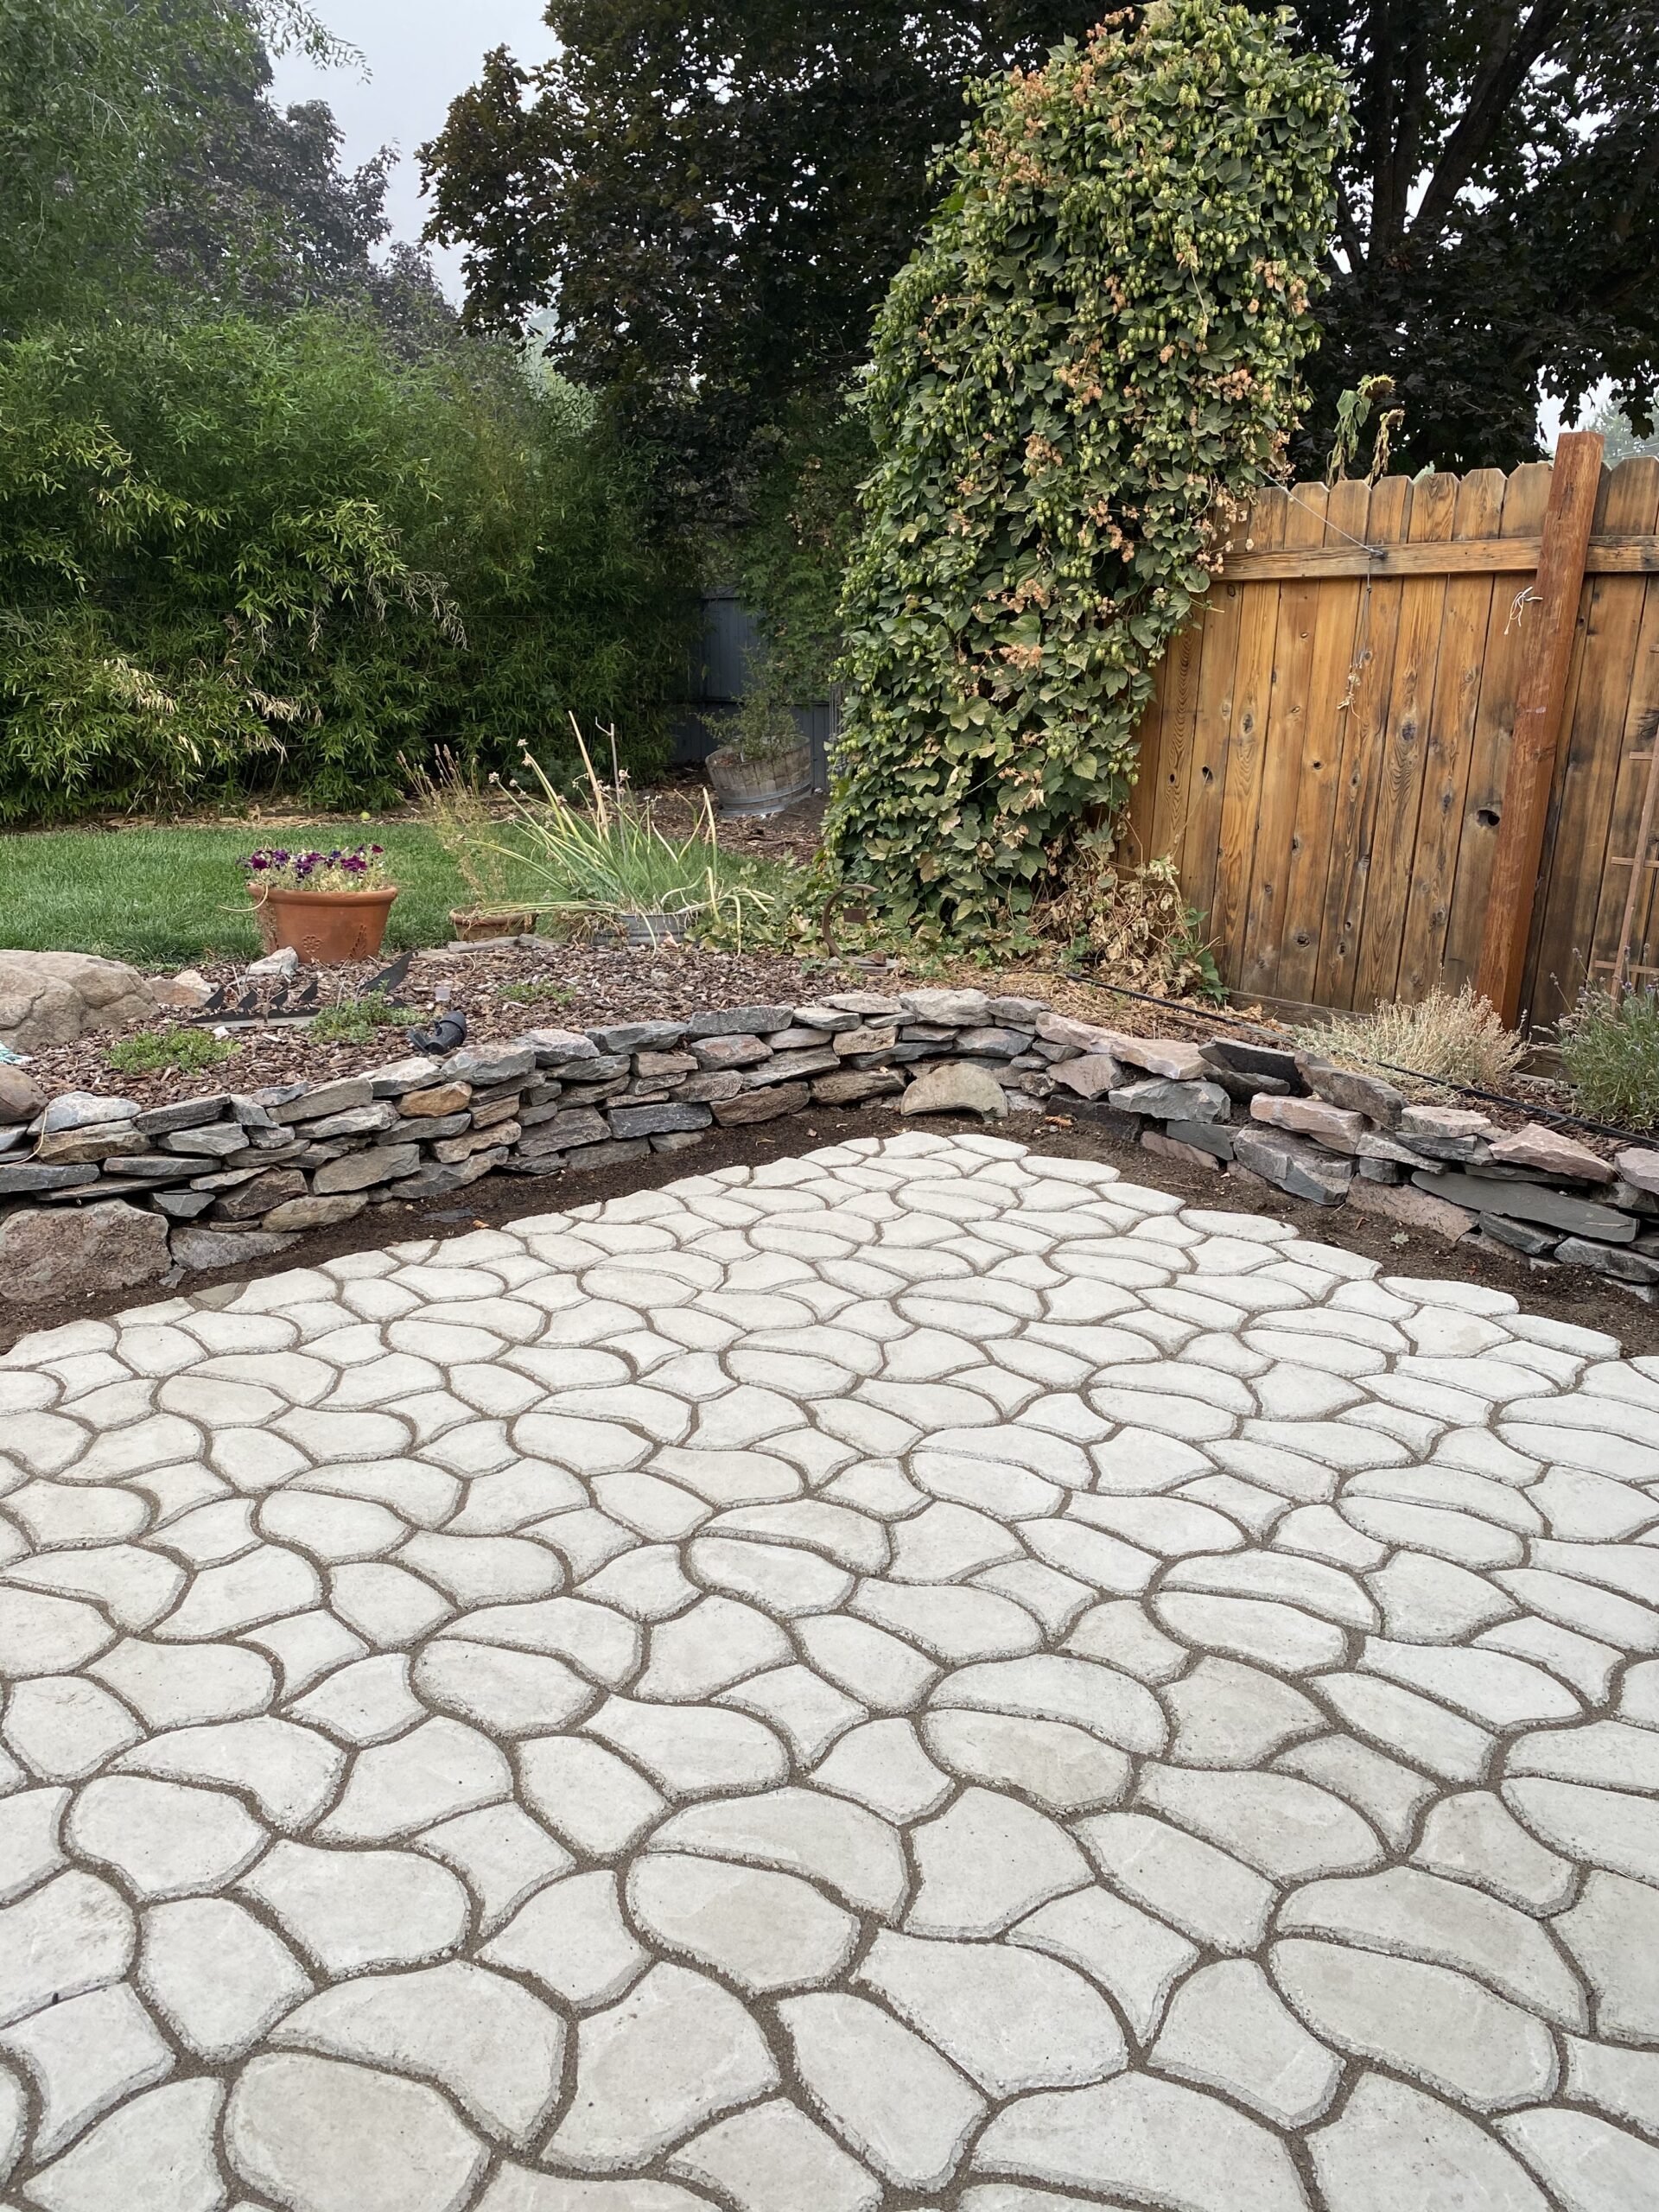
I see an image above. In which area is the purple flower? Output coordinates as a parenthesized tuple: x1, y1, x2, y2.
(243, 840, 387, 891)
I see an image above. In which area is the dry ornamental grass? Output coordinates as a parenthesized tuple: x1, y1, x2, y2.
(1294, 988, 1526, 1099)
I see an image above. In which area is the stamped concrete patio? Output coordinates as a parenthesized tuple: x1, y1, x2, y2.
(2, 1129, 1657, 2212)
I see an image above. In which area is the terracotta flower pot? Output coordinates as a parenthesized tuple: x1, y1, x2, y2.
(252, 884, 398, 964)
(251, 890, 283, 955)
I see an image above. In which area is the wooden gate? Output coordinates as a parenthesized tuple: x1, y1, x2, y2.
(1124, 443, 1659, 1027)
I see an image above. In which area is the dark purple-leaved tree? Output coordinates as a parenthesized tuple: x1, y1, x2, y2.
(422, 2, 1659, 489)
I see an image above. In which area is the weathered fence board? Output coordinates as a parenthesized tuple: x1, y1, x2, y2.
(1529, 457, 1659, 1014)
(1274, 474, 1371, 1006)
(1313, 472, 1411, 1011)
(1439, 462, 1553, 1000)
(1128, 448, 1659, 1027)
(1405, 472, 1499, 997)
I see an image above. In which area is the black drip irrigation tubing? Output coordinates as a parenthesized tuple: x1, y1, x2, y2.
(1067, 975, 1656, 1156)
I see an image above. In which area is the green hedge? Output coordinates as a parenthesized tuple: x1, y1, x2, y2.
(0, 314, 692, 822)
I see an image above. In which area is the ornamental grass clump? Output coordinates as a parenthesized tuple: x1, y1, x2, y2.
(825, 0, 1346, 938)
(1293, 988, 1525, 1100)
(493, 728, 781, 941)
(244, 844, 391, 893)
(402, 748, 515, 910)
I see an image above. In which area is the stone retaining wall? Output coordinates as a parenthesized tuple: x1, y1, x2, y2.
(3, 988, 1657, 1303)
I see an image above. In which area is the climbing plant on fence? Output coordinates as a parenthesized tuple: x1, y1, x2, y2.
(824, 0, 1347, 938)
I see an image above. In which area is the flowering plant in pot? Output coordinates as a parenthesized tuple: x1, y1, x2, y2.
(245, 845, 398, 963)
(707, 650, 813, 817)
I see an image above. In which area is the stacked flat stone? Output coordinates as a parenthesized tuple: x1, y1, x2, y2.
(1049, 1032, 1659, 1290)
(2, 994, 1658, 1299)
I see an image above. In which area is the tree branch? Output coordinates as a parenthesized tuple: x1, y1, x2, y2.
(1367, 0, 1434, 251)
(1611, 131, 1659, 248)
(1383, 5, 1432, 244)
(1410, 0, 1570, 246)
(1366, 0, 1400, 249)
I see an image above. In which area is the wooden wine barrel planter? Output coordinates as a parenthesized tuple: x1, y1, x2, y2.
(706, 741, 813, 817)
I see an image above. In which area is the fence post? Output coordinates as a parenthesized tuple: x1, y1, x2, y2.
(1475, 430, 1604, 1026)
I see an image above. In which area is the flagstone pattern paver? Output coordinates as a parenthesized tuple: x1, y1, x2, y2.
(1, 1131, 1657, 2209)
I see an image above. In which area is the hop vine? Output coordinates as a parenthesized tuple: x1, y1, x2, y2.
(824, 0, 1348, 938)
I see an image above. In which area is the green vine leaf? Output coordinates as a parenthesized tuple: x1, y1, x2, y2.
(825, 0, 1346, 938)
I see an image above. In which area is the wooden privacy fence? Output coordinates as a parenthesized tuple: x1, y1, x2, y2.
(1123, 436, 1659, 1028)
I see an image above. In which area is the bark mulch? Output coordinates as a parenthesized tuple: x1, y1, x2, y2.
(22, 938, 879, 1109)
(22, 931, 1606, 1157)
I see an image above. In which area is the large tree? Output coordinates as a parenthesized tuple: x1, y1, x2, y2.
(421, 4, 1100, 506)
(0, 0, 448, 342)
(148, 35, 454, 348)
(1294, 1, 1659, 471)
(423, 2, 1659, 483)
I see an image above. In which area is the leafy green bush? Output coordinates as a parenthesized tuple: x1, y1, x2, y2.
(723, 650, 804, 767)
(105, 1027, 240, 1074)
(1558, 988, 1659, 1130)
(824, 0, 1345, 937)
(736, 399, 870, 702)
(0, 315, 692, 822)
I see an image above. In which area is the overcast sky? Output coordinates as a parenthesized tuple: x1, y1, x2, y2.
(269, 0, 557, 296)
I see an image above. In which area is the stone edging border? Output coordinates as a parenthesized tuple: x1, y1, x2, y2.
(2, 988, 1657, 1306)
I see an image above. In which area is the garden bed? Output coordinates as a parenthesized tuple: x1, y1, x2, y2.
(18, 939, 867, 1107)
(17, 933, 1596, 1155)
(3, 976, 1657, 1329)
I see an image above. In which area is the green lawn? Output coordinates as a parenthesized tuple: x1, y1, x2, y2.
(0, 823, 498, 968)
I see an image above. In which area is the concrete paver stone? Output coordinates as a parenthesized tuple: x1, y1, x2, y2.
(0, 1130, 1655, 2206)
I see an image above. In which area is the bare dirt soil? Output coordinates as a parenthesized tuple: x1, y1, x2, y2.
(7, 1103, 1652, 1357)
